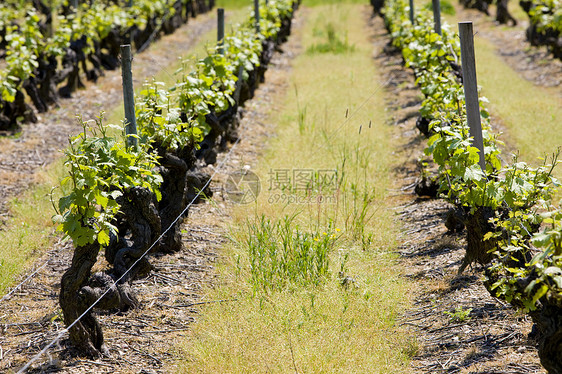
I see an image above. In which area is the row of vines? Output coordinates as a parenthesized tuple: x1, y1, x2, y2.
(521, 0, 562, 58)
(48, 0, 298, 359)
(458, 0, 518, 25)
(376, 0, 562, 372)
(455, 0, 561, 59)
(0, 0, 214, 131)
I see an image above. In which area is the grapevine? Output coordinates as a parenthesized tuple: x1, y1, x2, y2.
(52, 0, 298, 356)
(379, 0, 562, 371)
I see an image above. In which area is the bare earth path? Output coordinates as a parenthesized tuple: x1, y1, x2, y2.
(0, 9, 305, 373)
(0, 12, 216, 219)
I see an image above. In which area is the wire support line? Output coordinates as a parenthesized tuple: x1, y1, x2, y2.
(17, 133, 242, 374)
(0, 261, 49, 304)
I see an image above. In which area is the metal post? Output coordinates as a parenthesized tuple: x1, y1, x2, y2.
(217, 8, 225, 55)
(432, 0, 442, 35)
(459, 22, 485, 171)
(409, 0, 414, 24)
(71, 0, 78, 9)
(254, 0, 260, 33)
(120, 45, 138, 150)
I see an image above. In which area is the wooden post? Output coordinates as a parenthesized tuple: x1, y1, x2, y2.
(120, 45, 138, 150)
(124, 1, 133, 45)
(432, 0, 442, 35)
(459, 22, 485, 171)
(233, 64, 244, 104)
(254, 0, 260, 33)
(217, 8, 225, 55)
(409, 0, 415, 25)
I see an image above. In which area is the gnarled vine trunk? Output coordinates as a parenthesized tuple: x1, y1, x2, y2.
(531, 305, 562, 374)
(60, 242, 106, 357)
(112, 187, 161, 283)
(496, 0, 517, 25)
(414, 175, 440, 198)
(460, 206, 498, 273)
(62, 188, 161, 356)
(156, 153, 188, 253)
(459, 0, 493, 15)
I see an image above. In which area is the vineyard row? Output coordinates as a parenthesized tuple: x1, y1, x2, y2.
(20, 0, 302, 365)
(377, 0, 562, 372)
(454, 0, 561, 59)
(521, 0, 562, 58)
(0, 0, 214, 131)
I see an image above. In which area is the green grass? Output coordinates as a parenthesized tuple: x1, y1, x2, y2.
(218, 0, 368, 9)
(304, 0, 369, 6)
(244, 215, 335, 292)
(307, 21, 356, 54)
(176, 4, 414, 373)
(423, 0, 455, 15)
(0, 163, 63, 293)
(216, 0, 255, 9)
